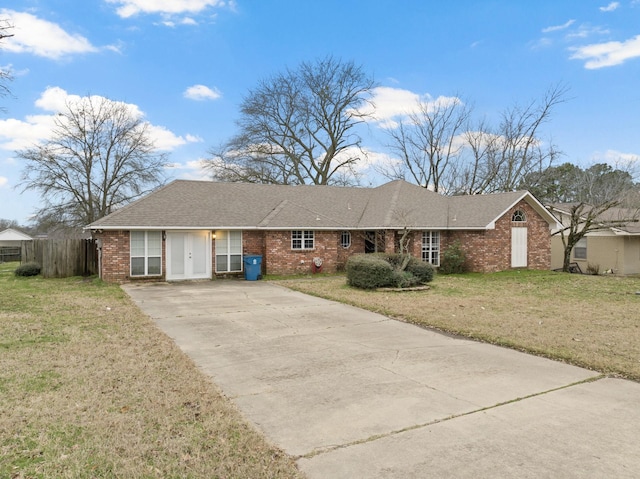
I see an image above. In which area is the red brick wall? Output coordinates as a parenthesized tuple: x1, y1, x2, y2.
(95, 230, 168, 283)
(94, 230, 130, 283)
(95, 203, 551, 283)
(264, 230, 341, 275)
(442, 200, 551, 272)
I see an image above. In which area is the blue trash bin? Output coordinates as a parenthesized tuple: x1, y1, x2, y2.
(243, 255, 262, 281)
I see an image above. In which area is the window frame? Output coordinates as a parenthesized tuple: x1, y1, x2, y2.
(215, 230, 243, 273)
(291, 230, 315, 250)
(340, 231, 351, 249)
(421, 230, 441, 266)
(511, 209, 527, 222)
(130, 230, 162, 277)
(573, 237, 587, 260)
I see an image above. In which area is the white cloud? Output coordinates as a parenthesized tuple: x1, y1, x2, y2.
(183, 84, 222, 101)
(106, 0, 229, 18)
(570, 34, 640, 68)
(542, 19, 575, 33)
(599, 2, 620, 12)
(565, 24, 610, 40)
(0, 115, 58, 150)
(595, 149, 640, 164)
(357, 86, 420, 129)
(0, 176, 8, 188)
(0, 9, 98, 59)
(146, 124, 201, 150)
(0, 87, 195, 152)
(359, 86, 463, 130)
(167, 158, 211, 181)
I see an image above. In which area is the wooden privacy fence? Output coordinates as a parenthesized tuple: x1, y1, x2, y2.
(21, 239, 98, 278)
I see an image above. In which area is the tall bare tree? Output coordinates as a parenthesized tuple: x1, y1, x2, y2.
(18, 95, 167, 226)
(206, 56, 375, 185)
(453, 84, 568, 194)
(543, 163, 639, 272)
(379, 95, 471, 192)
(1, 18, 14, 110)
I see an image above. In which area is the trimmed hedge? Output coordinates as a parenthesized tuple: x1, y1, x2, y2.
(439, 240, 467, 274)
(346, 253, 435, 289)
(14, 262, 42, 277)
(346, 255, 394, 289)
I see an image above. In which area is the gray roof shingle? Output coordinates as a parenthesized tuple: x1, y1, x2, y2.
(89, 179, 553, 230)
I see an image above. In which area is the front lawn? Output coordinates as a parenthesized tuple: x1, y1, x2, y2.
(0, 263, 303, 478)
(275, 270, 640, 381)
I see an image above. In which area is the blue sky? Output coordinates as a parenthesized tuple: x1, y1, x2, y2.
(1, 0, 639, 224)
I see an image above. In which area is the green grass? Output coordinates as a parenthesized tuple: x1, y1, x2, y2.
(0, 262, 303, 479)
(274, 270, 640, 381)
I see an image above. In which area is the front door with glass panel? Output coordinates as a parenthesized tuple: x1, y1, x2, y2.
(166, 231, 211, 280)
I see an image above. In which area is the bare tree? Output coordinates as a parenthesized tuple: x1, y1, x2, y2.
(1, 18, 14, 110)
(547, 163, 639, 272)
(381, 84, 568, 195)
(205, 56, 375, 185)
(18, 95, 167, 226)
(379, 95, 471, 192)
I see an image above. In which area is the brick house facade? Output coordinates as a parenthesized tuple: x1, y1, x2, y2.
(88, 180, 559, 283)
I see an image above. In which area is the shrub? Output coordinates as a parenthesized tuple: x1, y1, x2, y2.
(586, 263, 600, 275)
(14, 262, 42, 277)
(406, 259, 435, 283)
(346, 254, 394, 289)
(439, 240, 467, 274)
(346, 253, 435, 289)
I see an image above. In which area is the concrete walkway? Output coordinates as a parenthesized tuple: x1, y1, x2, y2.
(122, 280, 640, 478)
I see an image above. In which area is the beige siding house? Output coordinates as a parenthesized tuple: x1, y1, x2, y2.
(549, 205, 640, 275)
(88, 179, 560, 283)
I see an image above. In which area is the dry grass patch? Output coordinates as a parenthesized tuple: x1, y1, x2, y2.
(0, 263, 303, 479)
(274, 270, 640, 381)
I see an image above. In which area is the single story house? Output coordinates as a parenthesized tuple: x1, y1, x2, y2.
(548, 204, 640, 275)
(87, 179, 560, 283)
(0, 227, 33, 246)
(0, 228, 32, 262)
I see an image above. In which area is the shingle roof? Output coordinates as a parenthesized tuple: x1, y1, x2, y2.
(0, 228, 33, 241)
(88, 179, 556, 231)
(549, 203, 640, 235)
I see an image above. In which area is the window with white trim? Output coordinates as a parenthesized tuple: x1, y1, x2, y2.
(422, 231, 440, 266)
(512, 210, 526, 222)
(292, 230, 314, 250)
(340, 231, 351, 249)
(130, 231, 162, 276)
(574, 237, 587, 260)
(215, 230, 243, 273)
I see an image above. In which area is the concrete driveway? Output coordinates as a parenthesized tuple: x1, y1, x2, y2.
(122, 280, 640, 478)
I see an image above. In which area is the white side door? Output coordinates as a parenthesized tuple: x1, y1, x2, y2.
(511, 227, 528, 268)
(166, 231, 211, 280)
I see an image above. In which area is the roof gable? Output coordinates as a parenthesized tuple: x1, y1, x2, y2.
(0, 228, 33, 241)
(548, 203, 640, 235)
(88, 180, 558, 231)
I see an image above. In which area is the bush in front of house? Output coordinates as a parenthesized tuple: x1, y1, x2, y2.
(346, 253, 435, 289)
(346, 254, 395, 289)
(14, 262, 42, 277)
(439, 240, 467, 274)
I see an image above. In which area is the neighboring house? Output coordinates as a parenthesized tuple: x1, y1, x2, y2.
(87, 179, 560, 283)
(0, 228, 33, 262)
(0, 228, 33, 246)
(548, 204, 640, 275)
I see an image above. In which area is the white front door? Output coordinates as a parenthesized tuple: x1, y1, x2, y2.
(166, 231, 211, 280)
(511, 227, 528, 268)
